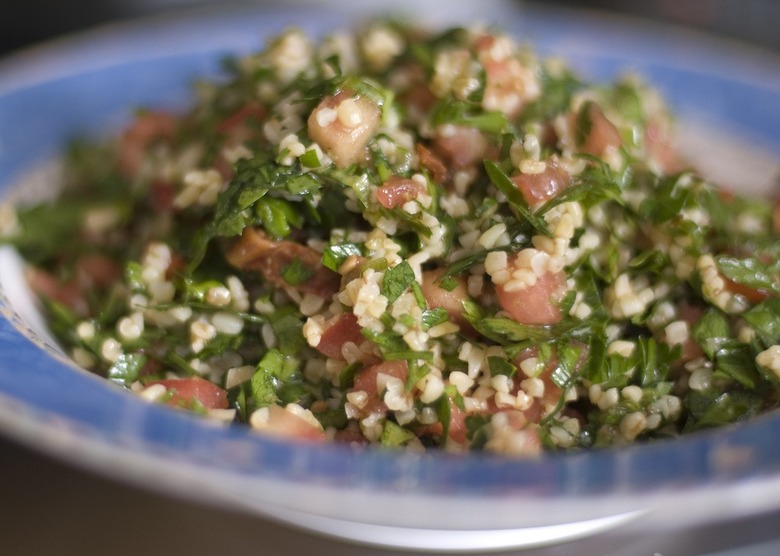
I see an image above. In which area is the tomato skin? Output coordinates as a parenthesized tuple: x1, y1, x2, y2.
(226, 228, 341, 299)
(307, 90, 381, 168)
(419, 396, 469, 445)
(316, 312, 365, 360)
(575, 102, 621, 157)
(420, 268, 473, 332)
(26, 254, 122, 317)
(351, 360, 408, 417)
(416, 143, 448, 185)
(215, 102, 266, 138)
(148, 377, 229, 410)
(723, 277, 772, 305)
(117, 111, 177, 179)
(511, 160, 571, 207)
(253, 405, 327, 442)
(645, 118, 682, 173)
(26, 267, 88, 316)
(433, 125, 488, 169)
(495, 268, 567, 326)
(376, 176, 427, 209)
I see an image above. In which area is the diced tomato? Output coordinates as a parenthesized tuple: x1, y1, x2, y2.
(333, 426, 369, 445)
(26, 267, 89, 316)
(226, 228, 341, 299)
(139, 358, 165, 378)
(433, 125, 488, 169)
(495, 266, 567, 326)
(416, 143, 448, 185)
(723, 277, 772, 305)
(308, 90, 381, 168)
(150, 179, 176, 213)
(420, 268, 471, 329)
(26, 254, 122, 317)
(511, 159, 571, 208)
(511, 342, 588, 423)
(215, 102, 266, 138)
(117, 111, 177, 178)
(376, 176, 427, 209)
(419, 395, 469, 445)
(351, 360, 408, 417)
(253, 405, 326, 442)
(645, 118, 683, 173)
(575, 102, 621, 157)
(399, 81, 437, 121)
(316, 312, 365, 360)
(475, 34, 536, 118)
(75, 254, 122, 289)
(149, 377, 229, 410)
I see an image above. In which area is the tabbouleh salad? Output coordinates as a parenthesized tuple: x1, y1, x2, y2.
(3, 21, 780, 456)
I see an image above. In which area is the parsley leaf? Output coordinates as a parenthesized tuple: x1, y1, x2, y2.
(484, 160, 549, 235)
(430, 98, 510, 134)
(381, 261, 416, 303)
(421, 307, 449, 331)
(322, 242, 363, 272)
(281, 258, 316, 286)
(716, 255, 780, 295)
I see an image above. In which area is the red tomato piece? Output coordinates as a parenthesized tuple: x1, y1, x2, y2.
(376, 176, 427, 209)
(511, 160, 571, 208)
(351, 360, 408, 417)
(316, 312, 364, 360)
(495, 268, 567, 326)
(117, 111, 177, 178)
(150, 377, 229, 410)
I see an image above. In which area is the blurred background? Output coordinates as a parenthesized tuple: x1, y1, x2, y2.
(2, 0, 780, 56)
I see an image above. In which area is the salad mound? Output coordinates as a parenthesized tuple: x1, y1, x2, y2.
(3, 21, 780, 455)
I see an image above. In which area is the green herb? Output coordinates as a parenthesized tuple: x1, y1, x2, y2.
(519, 65, 581, 125)
(405, 360, 430, 390)
(281, 258, 316, 286)
(637, 173, 694, 224)
(251, 366, 279, 408)
(256, 197, 303, 238)
(488, 356, 517, 378)
(381, 260, 416, 303)
(380, 420, 417, 447)
(484, 160, 550, 235)
(250, 348, 302, 409)
(269, 306, 307, 355)
(322, 243, 363, 272)
(383, 350, 434, 362)
(299, 148, 321, 168)
(410, 281, 428, 309)
(421, 307, 449, 331)
(743, 299, 780, 346)
(692, 308, 732, 360)
(362, 328, 408, 353)
(716, 255, 780, 295)
(106, 353, 146, 386)
(685, 389, 763, 431)
(715, 346, 762, 389)
(430, 98, 511, 134)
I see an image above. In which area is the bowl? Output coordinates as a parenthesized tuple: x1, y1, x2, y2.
(2, 3, 780, 552)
